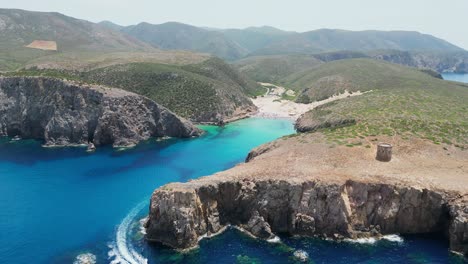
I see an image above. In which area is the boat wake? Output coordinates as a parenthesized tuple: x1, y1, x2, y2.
(108, 201, 148, 264)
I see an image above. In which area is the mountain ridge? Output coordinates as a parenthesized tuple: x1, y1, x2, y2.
(95, 17, 465, 61)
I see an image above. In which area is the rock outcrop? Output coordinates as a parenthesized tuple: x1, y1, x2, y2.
(0, 77, 201, 147)
(146, 178, 460, 249)
(294, 115, 356, 133)
(145, 134, 468, 255)
(310, 50, 468, 74)
(372, 51, 468, 74)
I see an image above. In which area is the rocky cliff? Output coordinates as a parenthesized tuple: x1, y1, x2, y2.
(0, 77, 201, 147)
(372, 51, 468, 74)
(147, 178, 466, 251)
(309, 50, 468, 74)
(145, 134, 468, 255)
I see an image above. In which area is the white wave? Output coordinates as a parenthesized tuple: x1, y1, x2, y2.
(267, 236, 281, 243)
(139, 217, 148, 235)
(382, 234, 404, 243)
(344, 234, 404, 244)
(108, 244, 125, 264)
(108, 201, 148, 264)
(344, 237, 378, 244)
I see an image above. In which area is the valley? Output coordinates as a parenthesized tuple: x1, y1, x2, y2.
(0, 6, 467, 264)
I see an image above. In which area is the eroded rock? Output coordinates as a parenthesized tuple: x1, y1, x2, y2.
(146, 178, 467, 254)
(0, 77, 201, 147)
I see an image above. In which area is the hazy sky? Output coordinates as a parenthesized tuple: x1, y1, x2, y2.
(2, 0, 468, 49)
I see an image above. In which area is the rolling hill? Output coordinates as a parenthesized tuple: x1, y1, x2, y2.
(0, 9, 265, 123)
(216, 26, 295, 53)
(234, 54, 323, 83)
(120, 22, 248, 61)
(95, 19, 466, 66)
(294, 58, 468, 148)
(0, 8, 153, 70)
(3, 58, 263, 123)
(251, 29, 464, 56)
(234, 49, 468, 85)
(281, 58, 450, 102)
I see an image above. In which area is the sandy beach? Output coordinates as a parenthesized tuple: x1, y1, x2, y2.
(252, 83, 365, 120)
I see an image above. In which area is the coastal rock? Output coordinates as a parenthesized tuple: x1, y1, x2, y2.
(146, 179, 453, 250)
(73, 253, 96, 264)
(243, 211, 274, 239)
(372, 51, 468, 74)
(295, 114, 356, 133)
(146, 136, 468, 255)
(0, 77, 200, 147)
(448, 196, 468, 255)
(293, 250, 309, 262)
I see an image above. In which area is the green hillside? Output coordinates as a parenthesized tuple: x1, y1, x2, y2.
(121, 22, 248, 61)
(234, 54, 323, 83)
(294, 59, 468, 148)
(283, 58, 449, 102)
(253, 29, 464, 56)
(3, 58, 261, 123)
(233, 50, 468, 87)
(0, 9, 153, 71)
(218, 26, 295, 53)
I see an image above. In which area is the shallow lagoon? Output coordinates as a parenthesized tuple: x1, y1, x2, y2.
(0, 117, 465, 263)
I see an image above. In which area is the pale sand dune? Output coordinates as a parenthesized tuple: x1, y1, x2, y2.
(252, 83, 366, 120)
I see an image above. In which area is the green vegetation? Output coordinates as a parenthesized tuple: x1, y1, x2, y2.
(3, 58, 261, 122)
(296, 59, 468, 148)
(0, 9, 153, 71)
(234, 54, 323, 83)
(121, 22, 248, 61)
(182, 57, 265, 97)
(232, 51, 468, 89)
(252, 29, 463, 56)
(283, 58, 445, 101)
(219, 26, 295, 53)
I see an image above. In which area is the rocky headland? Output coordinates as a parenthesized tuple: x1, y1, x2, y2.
(145, 133, 468, 255)
(0, 76, 201, 147)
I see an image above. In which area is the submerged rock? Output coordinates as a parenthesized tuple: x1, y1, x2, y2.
(73, 253, 96, 264)
(293, 250, 309, 262)
(86, 143, 96, 152)
(0, 77, 201, 148)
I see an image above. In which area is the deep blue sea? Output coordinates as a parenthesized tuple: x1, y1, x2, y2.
(442, 73, 468, 83)
(0, 118, 466, 264)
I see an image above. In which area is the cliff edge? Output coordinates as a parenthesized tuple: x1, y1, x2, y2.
(0, 77, 201, 147)
(145, 134, 468, 255)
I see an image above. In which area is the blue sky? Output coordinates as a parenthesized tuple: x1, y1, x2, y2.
(2, 0, 467, 50)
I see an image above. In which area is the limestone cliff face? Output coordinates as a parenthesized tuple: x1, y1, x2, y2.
(146, 179, 466, 251)
(0, 77, 201, 147)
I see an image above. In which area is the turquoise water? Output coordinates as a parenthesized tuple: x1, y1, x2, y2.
(442, 73, 468, 83)
(0, 117, 465, 263)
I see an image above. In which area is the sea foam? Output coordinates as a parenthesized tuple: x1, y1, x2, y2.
(108, 201, 148, 264)
(344, 234, 404, 244)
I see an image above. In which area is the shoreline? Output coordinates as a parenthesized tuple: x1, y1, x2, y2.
(195, 82, 369, 127)
(145, 134, 468, 254)
(251, 83, 368, 121)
